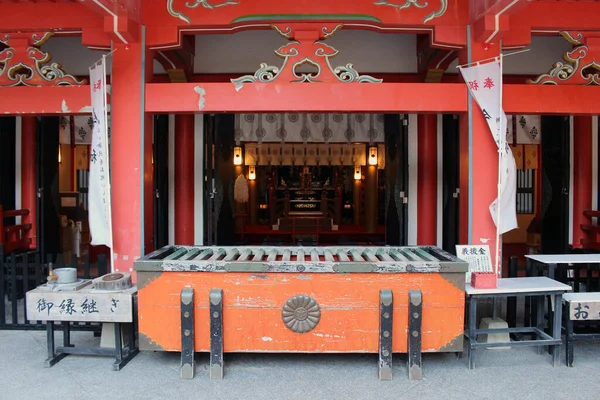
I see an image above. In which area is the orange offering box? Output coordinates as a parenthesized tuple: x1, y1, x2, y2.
(135, 245, 467, 356)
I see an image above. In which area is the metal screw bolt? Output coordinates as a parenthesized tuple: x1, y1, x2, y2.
(213, 312, 219, 318)
(382, 350, 389, 357)
(412, 331, 419, 337)
(413, 312, 419, 319)
(383, 331, 390, 338)
(184, 311, 190, 318)
(383, 312, 390, 319)
(184, 329, 190, 337)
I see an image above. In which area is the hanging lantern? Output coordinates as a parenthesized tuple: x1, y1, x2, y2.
(354, 166, 361, 180)
(368, 145, 378, 166)
(234, 146, 243, 165)
(248, 165, 256, 180)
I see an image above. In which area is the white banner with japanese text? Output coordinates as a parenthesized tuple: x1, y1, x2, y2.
(88, 57, 113, 247)
(459, 60, 518, 234)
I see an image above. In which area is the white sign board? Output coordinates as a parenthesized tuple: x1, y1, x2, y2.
(26, 287, 136, 323)
(456, 245, 493, 284)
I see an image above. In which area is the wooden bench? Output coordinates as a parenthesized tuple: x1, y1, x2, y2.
(0, 205, 32, 254)
(563, 292, 600, 367)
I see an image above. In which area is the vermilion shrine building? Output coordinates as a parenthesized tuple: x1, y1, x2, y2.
(0, 0, 599, 276)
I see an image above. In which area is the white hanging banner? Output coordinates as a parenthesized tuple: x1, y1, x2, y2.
(459, 59, 518, 235)
(88, 56, 113, 249)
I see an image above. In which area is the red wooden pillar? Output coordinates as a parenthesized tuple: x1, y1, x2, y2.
(21, 116, 37, 249)
(417, 114, 437, 245)
(573, 116, 593, 248)
(459, 37, 501, 267)
(174, 114, 195, 245)
(111, 34, 154, 274)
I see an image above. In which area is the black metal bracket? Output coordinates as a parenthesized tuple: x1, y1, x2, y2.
(180, 287, 195, 379)
(408, 290, 423, 380)
(44, 319, 138, 371)
(379, 289, 393, 381)
(210, 288, 224, 380)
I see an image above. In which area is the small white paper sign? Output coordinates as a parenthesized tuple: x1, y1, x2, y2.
(456, 245, 493, 284)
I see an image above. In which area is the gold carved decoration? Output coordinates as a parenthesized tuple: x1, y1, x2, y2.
(0, 32, 85, 87)
(373, 0, 448, 23)
(167, 0, 239, 24)
(231, 24, 382, 89)
(529, 31, 600, 86)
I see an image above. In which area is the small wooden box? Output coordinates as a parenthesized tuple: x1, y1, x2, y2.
(471, 272, 497, 289)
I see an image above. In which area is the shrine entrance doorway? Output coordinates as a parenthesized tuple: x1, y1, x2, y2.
(203, 113, 410, 247)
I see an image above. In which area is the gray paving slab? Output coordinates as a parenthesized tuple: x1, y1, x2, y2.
(1, 330, 600, 400)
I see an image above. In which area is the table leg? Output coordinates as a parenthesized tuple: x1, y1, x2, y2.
(468, 296, 477, 370)
(525, 259, 532, 327)
(63, 321, 71, 347)
(565, 303, 574, 367)
(44, 321, 67, 367)
(535, 295, 544, 354)
(548, 263, 557, 280)
(551, 294, 563, 367)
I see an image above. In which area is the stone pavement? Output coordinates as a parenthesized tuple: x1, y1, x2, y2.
(1, 329, 599, 400)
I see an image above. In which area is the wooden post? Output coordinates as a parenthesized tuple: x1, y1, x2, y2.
(572, 116, 592, 249)
(111, 34, 154, 273)
(21, 116, 37, 249)
(417, 114, 437, 245)
(458, 37, 501, 266)
(175, 114, 195, 245)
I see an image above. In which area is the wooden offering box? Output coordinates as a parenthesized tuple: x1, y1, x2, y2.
(134, 246, 467, 380)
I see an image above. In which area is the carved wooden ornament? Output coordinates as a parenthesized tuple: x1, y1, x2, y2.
(231, 24, 382, 89)
(0, 32, 85, 87)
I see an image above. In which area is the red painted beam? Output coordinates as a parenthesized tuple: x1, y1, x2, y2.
(2, 83, 600, 116)
(0, 86, 91, 115)
(503, 85, 600, 114)
(145, 82, 600, 115)
(145, 82, 468, 113)
(472, 0, 532, 44)
(0, 4, 103, 31)
(515, 2, 600, 32)
(471, 0, 530, 22)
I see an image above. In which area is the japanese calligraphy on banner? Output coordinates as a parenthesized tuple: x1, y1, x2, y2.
(88, 56, 113, 248)
(456, 245, 493, 284)
(458, 59, 518, 235)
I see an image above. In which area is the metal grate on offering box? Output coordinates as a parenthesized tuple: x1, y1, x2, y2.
(134, 246, 468, 274)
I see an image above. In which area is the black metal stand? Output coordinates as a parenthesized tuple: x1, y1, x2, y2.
(378, 289, 393, 381)
(180, 287, 195, 379)
(44, 320, 138, 371)
(466, 290, 564, 370)
(210, 288, 224, 380)
(408, 290, 422, 380)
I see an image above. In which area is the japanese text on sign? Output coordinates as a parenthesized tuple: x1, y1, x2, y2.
(455, 245, 493, 284)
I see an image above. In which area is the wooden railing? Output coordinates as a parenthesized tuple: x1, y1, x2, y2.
(0, 205, 32, 254)
(581, 209, 600, 251)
